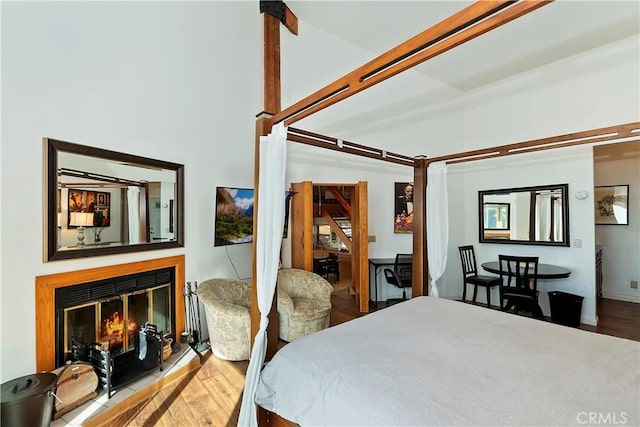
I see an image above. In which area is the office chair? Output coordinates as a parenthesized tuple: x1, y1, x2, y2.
(383, 253, 412, 306)
(458, 245, 501, 308)
(498, 254, 543, 319)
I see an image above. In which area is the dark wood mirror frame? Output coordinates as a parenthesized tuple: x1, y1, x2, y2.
(44, 138, 184, 261)
(478, 183, 569, 247)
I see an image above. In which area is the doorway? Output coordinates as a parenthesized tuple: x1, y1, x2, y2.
(593, 141, 639, 316)
(290, 181, 370, 312)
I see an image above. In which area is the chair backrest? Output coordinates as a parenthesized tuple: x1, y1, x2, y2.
(393, 254, 413, 287)
(325, 255, 339, 272)
(498, 255, 539, 291)
(198, 278, 252, 309)
(458, 245, 478, 277)
(383, 268, 403, 289)
(314, 257, 328, 272)
(277, 268, 333, 301)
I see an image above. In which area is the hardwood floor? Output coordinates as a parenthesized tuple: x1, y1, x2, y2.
(108, 292, 637, 426)
(582, 297, 640, 341)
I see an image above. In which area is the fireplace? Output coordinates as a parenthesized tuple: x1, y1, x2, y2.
(55, 267, 175, 367)
(35, 256, 186, 374)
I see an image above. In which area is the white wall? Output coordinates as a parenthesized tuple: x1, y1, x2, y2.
(443, 148, 597, 324)
(594, 142, 640, 303)
(1, 2, 261, 382)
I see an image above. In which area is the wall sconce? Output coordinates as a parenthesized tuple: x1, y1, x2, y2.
(69, 212, 94, 246)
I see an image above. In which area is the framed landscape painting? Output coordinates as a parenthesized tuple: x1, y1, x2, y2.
(594, 185, 629, 225)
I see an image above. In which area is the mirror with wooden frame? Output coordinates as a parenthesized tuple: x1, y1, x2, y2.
(478, 183, 569, 247)
(44, 138, 184, 261)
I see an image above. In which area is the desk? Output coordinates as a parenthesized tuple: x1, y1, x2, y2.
(368, 258, 396, 309)
(481, 261, 571, 279)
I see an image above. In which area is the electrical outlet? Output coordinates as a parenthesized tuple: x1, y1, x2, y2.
(631, 281, 638, 289)
(573, 239, 582, 248)
(368, 235, 376, 243)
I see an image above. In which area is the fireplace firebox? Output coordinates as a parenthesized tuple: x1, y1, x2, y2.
(54, 267, 175, 396)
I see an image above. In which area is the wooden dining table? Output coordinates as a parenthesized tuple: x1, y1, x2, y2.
(480, 261, 571, 279)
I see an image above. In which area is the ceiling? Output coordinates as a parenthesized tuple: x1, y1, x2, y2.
(280, 1, 639, 158)
(288, 1, 640, 92)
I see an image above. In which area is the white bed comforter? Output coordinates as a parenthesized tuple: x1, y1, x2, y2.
(255, 297, 639, 426)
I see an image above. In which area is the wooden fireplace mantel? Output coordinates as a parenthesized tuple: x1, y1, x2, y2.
(35, 255, 186, 372)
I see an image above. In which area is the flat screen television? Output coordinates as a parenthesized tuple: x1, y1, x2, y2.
(214, 187, 254, 246)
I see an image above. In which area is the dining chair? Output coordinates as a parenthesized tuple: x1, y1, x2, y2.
(498, 254, 543, 319)
(458, 245, 501, 308)
(325, 253, 340, 282)
(383, 253, 412, 306)
(313, 256, 339, 282)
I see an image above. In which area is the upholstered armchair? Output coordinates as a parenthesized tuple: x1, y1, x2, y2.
(277, 268, 333, 342)
(198, 278, 251, 361)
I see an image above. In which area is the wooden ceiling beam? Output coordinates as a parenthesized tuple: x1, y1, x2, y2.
(284, 5, 298, 35)
(426, 122, 640, 165)
(287, 127, 416, 167)
(272, 0, 553, 127)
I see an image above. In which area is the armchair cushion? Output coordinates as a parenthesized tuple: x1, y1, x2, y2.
(277, 269, 333, 342)
(198, 278, 251, 361)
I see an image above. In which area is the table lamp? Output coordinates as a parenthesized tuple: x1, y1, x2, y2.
(69, 212, 94, 246)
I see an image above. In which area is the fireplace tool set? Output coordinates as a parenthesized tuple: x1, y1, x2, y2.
(184, 281, 210, 358)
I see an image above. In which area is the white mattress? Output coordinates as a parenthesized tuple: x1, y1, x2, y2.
(255, 296, 639, 426)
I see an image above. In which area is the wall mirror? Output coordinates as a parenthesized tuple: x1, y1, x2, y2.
(478, 183, 569, 247)
(45, 138, 184, 261)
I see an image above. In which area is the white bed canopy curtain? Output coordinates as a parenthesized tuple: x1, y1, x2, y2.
(237, 122, 288, 427)
(426, 161, 449, 297)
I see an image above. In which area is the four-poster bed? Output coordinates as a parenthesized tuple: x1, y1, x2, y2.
(255, 297, 640, 426)
(239, 1, 640, 425)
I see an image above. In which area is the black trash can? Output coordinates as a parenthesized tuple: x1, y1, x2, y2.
(548, 291, 584, 327)
(1, 373, 57, 427)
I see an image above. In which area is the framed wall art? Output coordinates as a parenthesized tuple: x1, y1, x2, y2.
(594, 185, 629, 225)
(394, 182, 414, 233)
(68, 189, 111, 228)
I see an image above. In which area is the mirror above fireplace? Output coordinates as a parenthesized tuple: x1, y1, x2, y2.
(478, 183, 569, 247)
(44, 138, 184, 261)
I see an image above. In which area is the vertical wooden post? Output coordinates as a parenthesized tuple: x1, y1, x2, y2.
(413, 158, 428, 296)
(290, 181, 314, 270)
(263, 13, 281, 114)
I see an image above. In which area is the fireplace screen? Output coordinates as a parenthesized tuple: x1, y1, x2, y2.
(63, 284, 172, 359)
